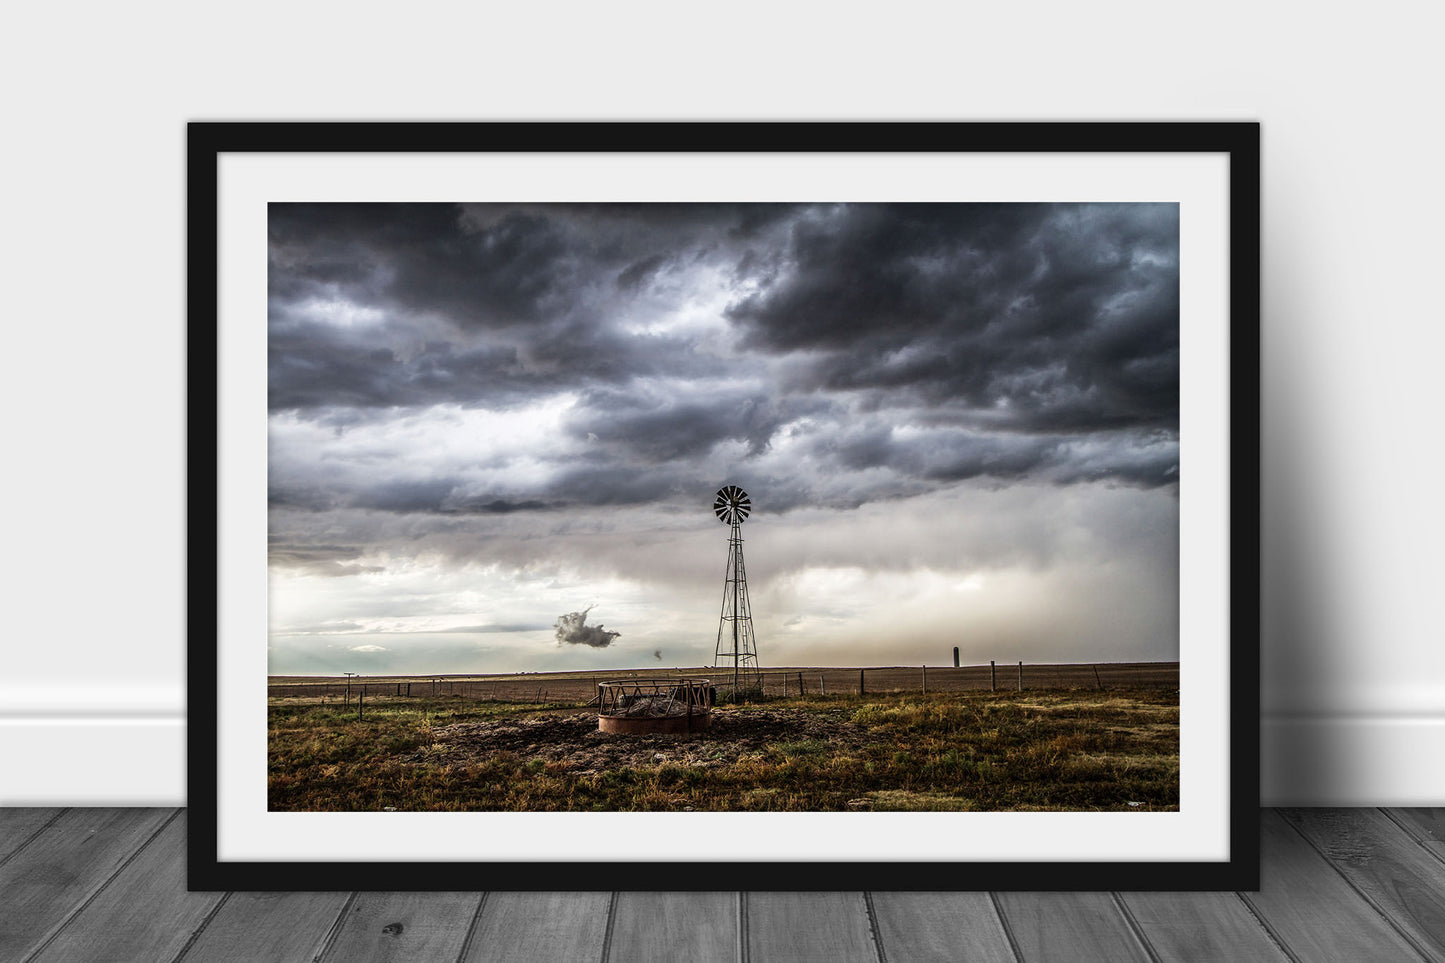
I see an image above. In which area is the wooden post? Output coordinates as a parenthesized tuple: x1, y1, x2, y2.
(1093, 665, 1103, 690)
(820, 674, 826, 695)
(407, 682, 412, 697)
(953, 646, 960, 668)
(922, 665, 927, 694)
(358, 684, 364, 721)
(783, 674, 789, 697)
(798, 672, 804, 697)
(1018, 661, 1023, 691)
(859, 668, 866, 696)
(396, 683, 401, 697)
(990, 660, 996, 691)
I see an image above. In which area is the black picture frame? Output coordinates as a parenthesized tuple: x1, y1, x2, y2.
(189, 121, 1260, 892)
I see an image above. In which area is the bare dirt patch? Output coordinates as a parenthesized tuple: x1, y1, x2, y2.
(404, 705, 875, 776)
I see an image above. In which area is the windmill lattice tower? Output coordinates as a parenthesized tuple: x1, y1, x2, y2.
(713, 485, 761, 696)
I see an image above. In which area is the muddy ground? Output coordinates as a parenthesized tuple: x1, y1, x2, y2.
(402, 705, 873, 777)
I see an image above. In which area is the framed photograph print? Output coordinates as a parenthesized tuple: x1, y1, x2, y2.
(190, 122, 1260, 891)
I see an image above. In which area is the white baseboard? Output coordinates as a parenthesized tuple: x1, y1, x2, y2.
(2, 713, 1442, 807)
(0, 718, 185, 805)
(1261, 714, 1445, 806)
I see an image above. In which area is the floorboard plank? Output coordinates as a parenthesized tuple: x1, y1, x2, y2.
(315, 892, 481, 963)
(1390, 809, 1445, 862)
(177, 891, 353, 963)
(993, 893, 1149, 963)
(1282, 807, 1445, 961)
(461, 892, 611, 963)
(747, 893, 877, 963)
(608, 892, 735, 963)
(12, 807, 1445, 963)
(29, 812, 222, 963)
(0, 807, 63, 863)
(869, 892, 1016, 963)
(0, 807, 173, 961)
(1244, 810, 1424, 962)
(1119, 891, 1288, 962)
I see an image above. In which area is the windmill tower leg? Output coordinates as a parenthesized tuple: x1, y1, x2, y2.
(732, 521, 741, 693)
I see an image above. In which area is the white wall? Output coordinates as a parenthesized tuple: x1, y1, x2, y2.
(2, 1, 1440, 807)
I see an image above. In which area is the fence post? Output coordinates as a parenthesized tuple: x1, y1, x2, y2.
(798, 672, 804, 697)
(990, 660, 996, 691)
(820, 674, 826, 695)
(1018, 661, 1023, 691)
(953, 646, 960, 668)
(1093, 665, 1102, 690)
(922, 665, 927, 694)
(358, 684, 364, 721)
(783, 674, 789, 697)
(859, 669, 866, 696)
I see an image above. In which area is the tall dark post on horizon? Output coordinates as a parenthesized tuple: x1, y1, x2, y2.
(713, 485, 760, 695)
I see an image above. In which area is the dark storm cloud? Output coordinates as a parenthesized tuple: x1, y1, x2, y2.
(269, 202, 1179, 521)
(564, 385, 837, 462)
(268, 203, 796, 414)
(728, 203, 1179, 434)
(270, 203, 573, 329)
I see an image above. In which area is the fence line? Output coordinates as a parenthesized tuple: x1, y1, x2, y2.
(267, 662, 1179, 706)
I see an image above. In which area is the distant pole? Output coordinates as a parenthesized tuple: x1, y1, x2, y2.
(859, 668, 866, 696)
(343, 671, 356, 705)
(820, 674, 826, 695)
(1018, 661, 1023, 691)
(990, 660, 996, 691)
(953, 646, 960, 668)
(1093, 665, 1103, 690)
(798, 671, 804, 697)
(358, 684, 364, 721)
(922, 665, 927, 694)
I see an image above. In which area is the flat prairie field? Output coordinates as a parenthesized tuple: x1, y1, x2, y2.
(268, 670, 1178, 813)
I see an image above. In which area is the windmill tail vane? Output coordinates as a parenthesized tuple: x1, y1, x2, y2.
(713, 485, 760, 696)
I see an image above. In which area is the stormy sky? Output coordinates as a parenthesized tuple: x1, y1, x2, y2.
(267, 202, 1179, 676)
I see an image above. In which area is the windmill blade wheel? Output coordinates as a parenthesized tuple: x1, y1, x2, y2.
(713, 485, 751, 525)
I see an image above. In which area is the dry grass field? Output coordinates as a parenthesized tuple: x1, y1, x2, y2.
(268, 664, 1179, 813)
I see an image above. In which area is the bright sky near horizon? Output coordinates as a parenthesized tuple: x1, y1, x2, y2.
(267, 202, 1179, 676)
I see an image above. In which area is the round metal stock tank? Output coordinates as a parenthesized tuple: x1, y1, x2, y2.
(597, 708, 712, 735)
(596, 681, 712, 735)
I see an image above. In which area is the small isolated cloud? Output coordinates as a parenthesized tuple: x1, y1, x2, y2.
(349, 644, 388, 653)
(653, 649, 663, 661)
(553, 605, 621, 648)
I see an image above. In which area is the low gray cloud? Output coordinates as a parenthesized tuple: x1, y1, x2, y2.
(553, 606, 622, 648)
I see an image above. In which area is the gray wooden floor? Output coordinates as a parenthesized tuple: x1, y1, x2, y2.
(1, 809, 1444, 962)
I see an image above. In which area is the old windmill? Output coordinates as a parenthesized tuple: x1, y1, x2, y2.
(713, 485, 761, 695)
